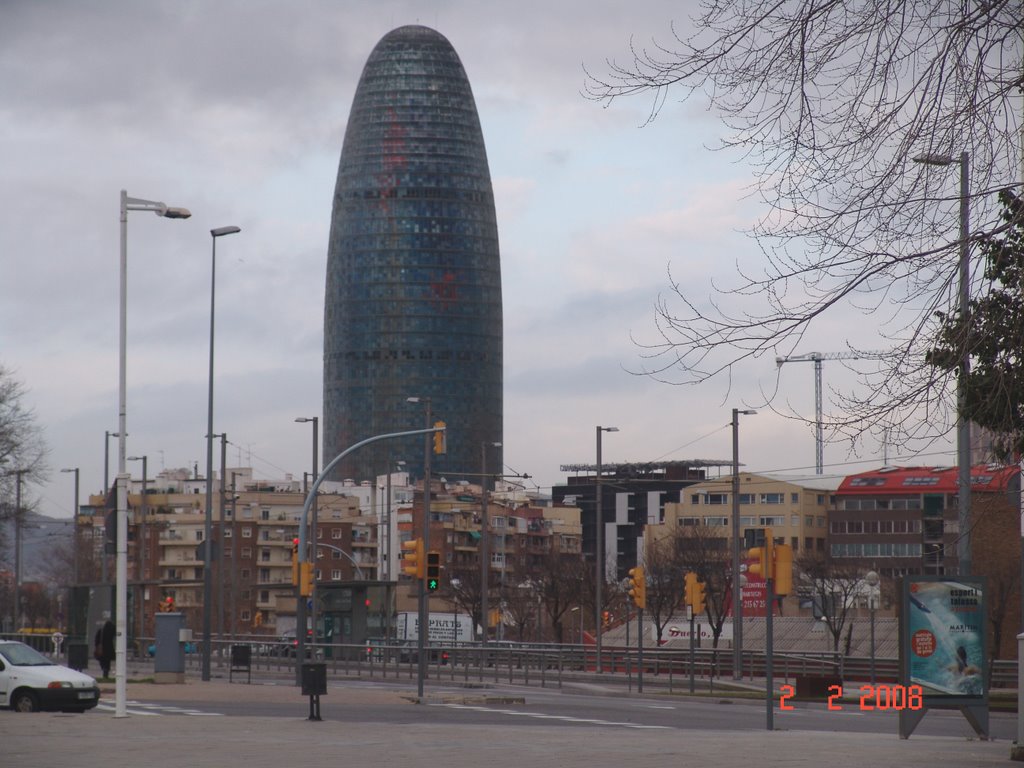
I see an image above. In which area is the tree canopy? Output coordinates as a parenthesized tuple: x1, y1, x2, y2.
(928, 190, 1024, 458)
(587, 1, 1022, 450)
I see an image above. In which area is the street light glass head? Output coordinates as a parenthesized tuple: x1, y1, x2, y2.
(912, 153, 956, 167)
(161, 206, 192, 219)
(211, 225, 241, 237)
(740, 409, 757, 416)
(294, 417, 315, 423)
(127, 456, 145, 461)
(865, 570, 880, 586)
(60, 467, 77, 473)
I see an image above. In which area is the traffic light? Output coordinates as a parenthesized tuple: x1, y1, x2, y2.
(684, 572, 706, 615)
(401, 538, 424, 579)
(747, 545, 768, 579)
(602, 610, 611, 628)
(748, 531, 776, 580)
(433, 420, 447, 454)
(426, 550, 441, 591)
(291, 538, 300, 587)
(626, 566, 646, 609)
(159, 596, 175, 613)
(299, 562, 315, 597)
(774, 543, 794, 595)
(254, 610, 263, 627)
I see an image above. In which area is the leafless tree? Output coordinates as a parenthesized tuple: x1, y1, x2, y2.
(587, 3, 1022, 450)
(642, 528, 689, 644)
(796, 550, 869, 661)
(533, 550, 590, 643)
(674, 524, 733, 649)
(0, 366, 49, 555)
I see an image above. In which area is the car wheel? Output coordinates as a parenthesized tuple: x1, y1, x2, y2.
(12, 690, 38, 713)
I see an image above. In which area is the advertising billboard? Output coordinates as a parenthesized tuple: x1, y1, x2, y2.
(900, 576, 986, 699)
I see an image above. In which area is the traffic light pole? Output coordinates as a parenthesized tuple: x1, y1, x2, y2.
(293, 426, 444, 688)
(418, 401, 433, 700)
(766, 575, 774, 731)
(637, 607, 644, 693)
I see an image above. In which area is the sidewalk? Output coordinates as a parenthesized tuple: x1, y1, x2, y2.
(4, 671, 1014, 767)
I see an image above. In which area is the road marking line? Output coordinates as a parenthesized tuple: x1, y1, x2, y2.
(434, 703, 670, 730)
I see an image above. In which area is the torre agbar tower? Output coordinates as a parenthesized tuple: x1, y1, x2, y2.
(323, 26, 503, 482)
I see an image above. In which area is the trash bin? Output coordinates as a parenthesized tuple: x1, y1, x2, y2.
(301, 662, 327, 696)
(68, 642, 89, 672)
(230, 644, 252, 683)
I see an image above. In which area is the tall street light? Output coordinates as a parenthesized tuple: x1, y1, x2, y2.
(295, 416, 319, 657)
(117, 190, 190, 717)
(480, 440, 501, 643)
(865, 570, 880, 685)
(60, 468, 80, 585)
(594, 425, 618, 673)
(203, 225, 241, 682)
(731, 408, 756, 680)
(913, 151, 971, 576)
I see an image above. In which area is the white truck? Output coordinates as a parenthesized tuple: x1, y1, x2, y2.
(395, 611, 474, 644)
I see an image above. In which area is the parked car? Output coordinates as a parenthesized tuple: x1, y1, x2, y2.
(0, 641, 100, 713)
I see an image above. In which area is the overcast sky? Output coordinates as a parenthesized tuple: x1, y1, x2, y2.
(2, 0, 957, 520)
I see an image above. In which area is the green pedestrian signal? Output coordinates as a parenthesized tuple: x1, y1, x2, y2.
(426, 550, 441, 591)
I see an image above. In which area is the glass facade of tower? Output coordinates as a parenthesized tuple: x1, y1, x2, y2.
(324, 25, 503, 481)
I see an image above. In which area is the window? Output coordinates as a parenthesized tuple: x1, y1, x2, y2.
(240, 610, 251, 621)
(259, 590, 269, 603)
(690, 494, 702, 505)
(317, 529, 323, 539)
(805, 515, 814, 527)
(790, 515, 799, 527)
(703, 516, 729, 527)
(195, 530, 204, 542)
(760, 493, 784, 504)
(740, 516, 756, 526)
(261, 508, 270, 521)
(791, 493, 799, 503)
(224, 529, 232, 538)
(260, 530, 270, 541)
(331, 550, 341, 559)
(817, 516, 826, 527)
(739, 494, 756, 505)
(242, 527, 253, 538)
(707, 493, 728, 505)
(759, 516, 785, 526)
(260, 549, 271, 562)
(241, 547, 252, 559)
(332, 529, 343, 540)
(331, 570, 342, 580)
(817, 494, 825, 505)
(677, 517, 701, 526)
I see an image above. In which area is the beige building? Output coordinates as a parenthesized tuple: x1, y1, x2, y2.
(659, 473, 839, 555)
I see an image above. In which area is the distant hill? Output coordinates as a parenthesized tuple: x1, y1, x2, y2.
(0, 509, 74, 583)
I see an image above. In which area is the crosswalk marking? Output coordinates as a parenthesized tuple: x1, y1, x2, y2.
(94, 700, 223, 717)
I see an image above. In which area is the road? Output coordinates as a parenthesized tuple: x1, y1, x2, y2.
(86, 676, 1015, 742)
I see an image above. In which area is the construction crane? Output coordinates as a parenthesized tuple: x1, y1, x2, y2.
(775, 351, 882, 474)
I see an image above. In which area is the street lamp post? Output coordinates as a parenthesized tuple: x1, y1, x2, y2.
(731, 408, 756, 680)
(295, 416, 319, 658)
(60, 468, 80, 585)
(594, 425, 618, 673)
(865, 570, 880, 685)
(913, 151, 971, 576)
(117, 190, 190, 716)
(203, 225, 240, 682)
(480, 441, 501, 643)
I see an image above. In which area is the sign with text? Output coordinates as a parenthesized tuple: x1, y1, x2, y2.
(900, 576, 986, 700)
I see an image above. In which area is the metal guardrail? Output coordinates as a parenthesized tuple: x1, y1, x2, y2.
(12, 632, 1011, 692)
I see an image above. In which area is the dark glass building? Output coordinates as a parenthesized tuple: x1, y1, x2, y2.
(323, 25, 503, 482)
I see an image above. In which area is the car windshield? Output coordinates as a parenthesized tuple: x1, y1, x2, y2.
(0, 642, 54, 666)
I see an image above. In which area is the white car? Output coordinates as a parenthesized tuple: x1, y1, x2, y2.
(0, 641, 100, 713)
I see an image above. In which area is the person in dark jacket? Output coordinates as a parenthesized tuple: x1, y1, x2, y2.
(94, 619, 115, 678)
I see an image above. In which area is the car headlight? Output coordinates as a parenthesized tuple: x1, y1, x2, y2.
(47, 681, 73, 689)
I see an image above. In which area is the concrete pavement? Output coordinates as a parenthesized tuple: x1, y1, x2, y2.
(2, 675, 1014, 767)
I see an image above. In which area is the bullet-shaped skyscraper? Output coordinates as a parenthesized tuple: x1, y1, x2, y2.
(324, 25, 503, 481)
